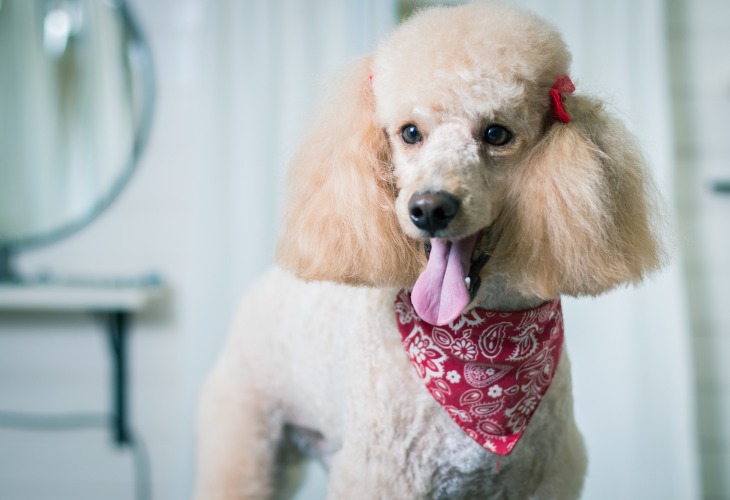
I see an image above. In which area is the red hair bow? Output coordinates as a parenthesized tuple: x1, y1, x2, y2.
(549, 75, 575, 123)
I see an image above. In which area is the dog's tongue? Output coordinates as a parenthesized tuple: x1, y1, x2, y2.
(411, 235, 479, 326)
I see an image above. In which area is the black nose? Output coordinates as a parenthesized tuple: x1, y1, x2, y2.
(408, 191, 460, 232)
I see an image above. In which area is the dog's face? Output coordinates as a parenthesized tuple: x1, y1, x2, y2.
(278, 2, 664, 315)
(372, 3, 569, 243)
(380, 103, 534, 323)
(369, 4, 580, 323)
(388, 111, 517, 242)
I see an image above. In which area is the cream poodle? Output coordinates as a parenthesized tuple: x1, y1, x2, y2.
(195, 2, 663, 498)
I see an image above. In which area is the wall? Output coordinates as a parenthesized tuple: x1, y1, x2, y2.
(0, 1, 227, 497)
(668, 0, 730, 498)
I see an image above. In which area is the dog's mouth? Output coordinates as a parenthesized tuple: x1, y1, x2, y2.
(412, 231, 491, 326)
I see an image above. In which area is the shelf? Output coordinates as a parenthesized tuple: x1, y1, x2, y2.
(0, 281, 165, 447)
(0, 283, 162, 313)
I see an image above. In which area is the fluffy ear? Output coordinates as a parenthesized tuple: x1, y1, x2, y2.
(276, 56, 423, 287)
(491, 94, 666, 298)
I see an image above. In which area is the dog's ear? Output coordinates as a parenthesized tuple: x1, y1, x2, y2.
(492, 94, 666, 298)
(276, 56, 423, 287)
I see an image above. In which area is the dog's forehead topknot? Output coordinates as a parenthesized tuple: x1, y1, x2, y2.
(371, 2, 571, 123)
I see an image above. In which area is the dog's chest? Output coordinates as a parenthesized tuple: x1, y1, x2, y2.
(346, 309, 511, 493)
(271, 279, 557, 496)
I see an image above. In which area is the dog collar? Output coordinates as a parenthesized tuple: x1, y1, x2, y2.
(394, 291, 564, 456)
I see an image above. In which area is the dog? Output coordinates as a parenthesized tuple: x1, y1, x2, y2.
(195, 2, 664, 498)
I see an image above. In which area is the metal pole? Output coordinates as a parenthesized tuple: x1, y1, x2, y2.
(0, 246, 18, 283)
(106, 311, 131, 446)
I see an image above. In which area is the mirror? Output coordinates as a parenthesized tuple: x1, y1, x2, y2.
(0, 0, 154, 280)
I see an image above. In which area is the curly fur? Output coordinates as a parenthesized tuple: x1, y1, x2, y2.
(196, 2, 664, 498)
(277, 55, 424, 287)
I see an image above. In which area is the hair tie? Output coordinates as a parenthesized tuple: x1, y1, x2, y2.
(549, 75, 575, 123)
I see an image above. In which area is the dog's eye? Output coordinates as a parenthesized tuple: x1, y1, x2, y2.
(401, 124, 423, 145)
(484, 125, 512, 146)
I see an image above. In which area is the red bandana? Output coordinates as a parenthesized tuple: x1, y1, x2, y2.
(395, 291, 564, 456)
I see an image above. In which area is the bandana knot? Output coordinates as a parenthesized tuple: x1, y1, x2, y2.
(395, 291, 564, 456)
(549, 74, 575, 123)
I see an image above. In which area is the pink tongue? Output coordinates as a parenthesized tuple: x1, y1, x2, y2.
(411, 235, 479, 326)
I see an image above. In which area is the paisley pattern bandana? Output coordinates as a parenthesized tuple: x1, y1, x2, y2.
(394, 291, 564, 456)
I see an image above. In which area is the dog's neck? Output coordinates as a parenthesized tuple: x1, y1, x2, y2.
(473, 270, 546, 312)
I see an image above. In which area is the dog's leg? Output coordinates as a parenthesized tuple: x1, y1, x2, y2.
(528, 422, 587, 500)
(325, 424, 435, 500)
(194, 363, 282, 500)
(326, 443, 408, 500)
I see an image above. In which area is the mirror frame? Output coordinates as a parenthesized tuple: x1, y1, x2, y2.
(0, 0, 155, 279)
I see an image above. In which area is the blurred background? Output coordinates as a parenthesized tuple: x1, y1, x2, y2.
(0, 0, 727, 498)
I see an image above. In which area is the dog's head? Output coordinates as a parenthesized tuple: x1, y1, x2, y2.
(277, 2, 664, 321)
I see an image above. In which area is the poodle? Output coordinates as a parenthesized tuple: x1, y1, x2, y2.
(195, 2, 664, 498)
